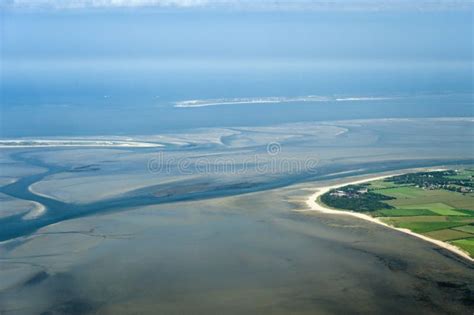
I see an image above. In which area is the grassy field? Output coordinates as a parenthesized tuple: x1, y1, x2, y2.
(453, 225, 474, 234)
(450, 238, 474, 257)
(375, 208, 436, 217)
(397, 203, 469, 216)
(333, 170, 474, 258)
(447, 169, 474, 180)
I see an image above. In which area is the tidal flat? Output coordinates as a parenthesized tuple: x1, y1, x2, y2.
(0, 118, 473, 314)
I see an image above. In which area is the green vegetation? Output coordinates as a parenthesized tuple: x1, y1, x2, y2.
(320, 184, 394, 212)
(398, 202, 453, 211)
(319, 168, 474, 258)
(388, 221, 467, 233)
(367, 180, 403, 190)
(397, 203, 469, 216)
(447, 168, 474, 180)
(450, 238, 474, 257)
(453, 225, 474, 234)
(377, 186, 426, 198)
(374, 208, 436, 217)
(389, 170, 474, 193)
(424, 229, 473, 241)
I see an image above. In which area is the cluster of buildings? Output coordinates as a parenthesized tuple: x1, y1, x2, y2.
(330, 187, 368, 198)
(416, 182, 473, 193)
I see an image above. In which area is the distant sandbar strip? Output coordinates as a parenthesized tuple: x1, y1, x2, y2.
(175, 96, 393, 108)
(0, 140, 163, 148)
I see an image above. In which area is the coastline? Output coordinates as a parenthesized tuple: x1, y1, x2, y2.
(304, 170, 474, 262)
(22, 201, 46, 220)
(0, 139, 163, 148)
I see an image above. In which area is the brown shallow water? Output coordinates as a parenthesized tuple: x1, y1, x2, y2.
(1, 119, 474, 314)
(1, 184, 473, 315)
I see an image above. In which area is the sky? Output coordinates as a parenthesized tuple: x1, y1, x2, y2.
(2, 0, 473, 10)
(1, 1, 472, 62)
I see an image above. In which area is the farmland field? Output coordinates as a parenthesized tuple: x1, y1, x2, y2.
(371, 171, 474, 257)
(375, 208, 436, 217)
(454, 225, 474, 234)
(321, 169, 474, 258)
(451, 238, 474, 257)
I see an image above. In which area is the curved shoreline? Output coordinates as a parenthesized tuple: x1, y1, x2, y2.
(304, 170, 474, 262)
(22, 201, 46, 220)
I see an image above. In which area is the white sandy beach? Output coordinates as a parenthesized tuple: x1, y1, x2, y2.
(22, 201, 46, 220)
(303, 171, 474, 262)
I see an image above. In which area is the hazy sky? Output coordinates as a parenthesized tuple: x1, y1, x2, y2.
(2, 0, 473, 10)
(2, 1, 473, 62)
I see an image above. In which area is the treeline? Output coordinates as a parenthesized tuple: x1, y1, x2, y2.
(388, 171, 474, 189)
(320, 190, 394, 212)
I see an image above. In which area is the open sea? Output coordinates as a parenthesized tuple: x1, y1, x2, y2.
(1, 59, 472, 137)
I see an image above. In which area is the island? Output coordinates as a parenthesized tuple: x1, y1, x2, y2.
(312, 169, 474, 260)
